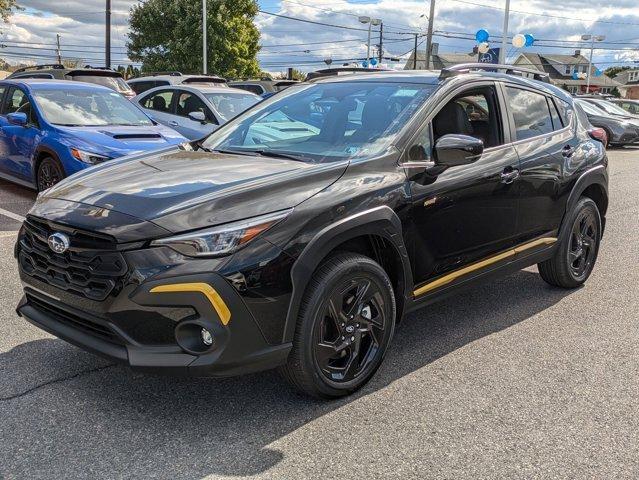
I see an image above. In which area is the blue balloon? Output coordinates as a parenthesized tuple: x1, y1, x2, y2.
(524, 34, 534, 47)
(370, 58, 378, 66)
(475, 29, 489, 43)
(594, 68, 602, 77)
(362, 60, 368, 68)
(572, 71, 579, 80)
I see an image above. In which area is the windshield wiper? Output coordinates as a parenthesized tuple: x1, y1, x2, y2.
(240, 149, 307, 162)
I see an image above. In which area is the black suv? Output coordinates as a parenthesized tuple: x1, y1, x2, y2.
(15, 65, 608, 398)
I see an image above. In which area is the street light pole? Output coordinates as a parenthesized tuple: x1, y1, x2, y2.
(359, 16, 381, 65)
(202, 0, 207, 74)
(425, 0, 436, 69)
(105, 0, 111, 68)
(499, 0, 510, 64)
(583, 34, 605, 92)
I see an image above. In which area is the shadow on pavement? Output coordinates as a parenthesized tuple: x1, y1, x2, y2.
(0, 269, 577, 479)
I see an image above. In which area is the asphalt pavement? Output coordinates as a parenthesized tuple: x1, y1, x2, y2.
(0, 150, 638, 479)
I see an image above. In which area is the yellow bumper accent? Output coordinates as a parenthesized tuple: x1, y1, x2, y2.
(150, 282, 232, 325)
(413, 237, 557, 298)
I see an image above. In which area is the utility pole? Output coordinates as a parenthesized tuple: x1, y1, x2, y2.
(425, 0, 436, 69)
(56, 34, 62, 64)
(413, 33, 418, 69)
(583, 34, 605, 93)
(202, 0, 208, 74)
(499, 0, 510, 64)
(105, 0, 111, 68)
(378, 22, 383, 64)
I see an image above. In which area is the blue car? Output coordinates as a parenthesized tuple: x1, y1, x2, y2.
(0, 79, 187, 191)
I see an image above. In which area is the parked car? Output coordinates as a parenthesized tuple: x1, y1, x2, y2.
(128, 72, 228, 95)
(7, 64, 135, 99)
(609, 98, 639, 115)
(0, 79, 187, 190)
(16, 65, 608, 398)
(228, 78, 299, 97)
(574, 98, 639, 147)
(133, 85, 261, 139)
(579, 97, 639, 121)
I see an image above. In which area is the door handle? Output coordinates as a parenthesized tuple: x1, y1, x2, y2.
(562, 145, 575, 157)
(500, 168, 520, 184)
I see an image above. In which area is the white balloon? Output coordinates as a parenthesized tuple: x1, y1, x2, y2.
(512, 34, 526, 48)
(478, 42, 490, 54)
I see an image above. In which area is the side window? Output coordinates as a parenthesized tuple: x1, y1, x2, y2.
(141, 89, 174, 113)
(432, 86, 503, 149)
(130, 81, 151, 94)
(555, 99, 574, 128)
(234, 84, 265, 95)
(175, 91, 209, 119)
(4, 87, 29, 114)
(504, 87, 553, 140)
(548, 98, 563, 130)
(0, 86, 6, 113)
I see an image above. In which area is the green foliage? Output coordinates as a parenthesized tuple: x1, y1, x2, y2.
(289, 68, 305, 81)
(604, 66, 631, 79)
(0, 0, 19, 22)
(610, 87, 621, 98)
(127, 0, 260, 78)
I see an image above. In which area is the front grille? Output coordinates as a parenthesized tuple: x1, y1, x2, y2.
(26, 292, 123, 345)
(18, 216, 128, 301)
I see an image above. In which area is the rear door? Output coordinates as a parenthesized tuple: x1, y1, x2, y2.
(502, 84, 575, 242)
(0, 86, 42, 183)
(138, 88, 176, 127)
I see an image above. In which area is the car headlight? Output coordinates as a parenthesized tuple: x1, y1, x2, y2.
(70, 148, 111, 165)
(151, 209, 292, 257)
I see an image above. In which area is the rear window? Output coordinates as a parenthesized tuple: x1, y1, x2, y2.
(232, 84, 265, 95)
(70, 74, 131, 93)
(505, 87, 553, 140)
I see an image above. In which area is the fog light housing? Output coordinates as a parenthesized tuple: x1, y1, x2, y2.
(201, 328, 213, 346)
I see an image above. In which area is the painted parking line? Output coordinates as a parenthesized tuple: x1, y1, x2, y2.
(0, 207, 26, 223)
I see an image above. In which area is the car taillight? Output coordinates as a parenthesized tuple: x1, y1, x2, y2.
(588, 127, 607, 146)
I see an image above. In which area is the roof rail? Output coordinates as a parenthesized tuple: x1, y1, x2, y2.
(12, 63, 65, 74)
(439, 63, 550, 83)
(143, 71, 183, 77)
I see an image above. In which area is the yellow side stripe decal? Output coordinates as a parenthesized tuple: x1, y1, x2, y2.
(413, 237, 557, 298)
(150, 283, 232, 325)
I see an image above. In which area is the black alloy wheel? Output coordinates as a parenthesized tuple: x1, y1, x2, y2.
(37, 157, 64, 191)
(538, 197, 601, 288)
(281, 253, 396, 398)
(313, 276, 387, 383)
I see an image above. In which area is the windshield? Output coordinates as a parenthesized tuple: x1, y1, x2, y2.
(590, 99, 632, 116)
(202, 81, 435, 163)
(72, 75, 132, 93)
(575, 99, 606, 116)
(33, 88, 153, 127)
(204, 92, 260, 121)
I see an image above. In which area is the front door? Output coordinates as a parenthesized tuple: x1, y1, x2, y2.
(406, 83, 521, 293)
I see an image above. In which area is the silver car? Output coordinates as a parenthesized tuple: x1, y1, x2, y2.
(133, 85, 261, 140)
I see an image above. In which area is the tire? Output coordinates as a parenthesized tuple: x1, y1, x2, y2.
(538, 197, 601, 288)
(280, 253, 396, 398)
(36, 156, 65, 192)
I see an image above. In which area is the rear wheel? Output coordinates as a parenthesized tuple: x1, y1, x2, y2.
(36, 157, 64, 191)
(280, 253, 396, 398)
(538, 197, 601, 288)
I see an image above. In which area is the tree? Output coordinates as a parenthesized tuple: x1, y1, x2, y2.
(127, 0, 260, 78)
(604, 66, 631, 79)
(0, 0, 19, 22)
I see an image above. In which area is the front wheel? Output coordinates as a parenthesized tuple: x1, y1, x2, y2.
(538, 197, 601, 288)
(280, 253, 396, 398)
(36, 157, 65, 191)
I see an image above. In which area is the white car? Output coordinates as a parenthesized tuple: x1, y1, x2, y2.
(133, 85, 261, 140)
(127, 72, 228, 95)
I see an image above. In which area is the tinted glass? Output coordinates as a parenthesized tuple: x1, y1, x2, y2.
(72, 75, 131, 93)
(142, 90, 174, 112)
(233, 84, 265, 95)
(548, 98, 563, 130)
(204, 92, 260, 121)
(176, 91, 209, 118)
(202, 82, 435, 163)
(505, 87, 553, 140)
(33, 88, 152, 126)
(130, 81, 153, 94)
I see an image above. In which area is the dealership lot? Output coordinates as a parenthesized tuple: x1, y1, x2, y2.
(0, 149, 638, 479)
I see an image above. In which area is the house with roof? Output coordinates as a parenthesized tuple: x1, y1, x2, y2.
(513, 51, 619, 94)
(613, 69, 639, 99)
(404, 49, 479, 70)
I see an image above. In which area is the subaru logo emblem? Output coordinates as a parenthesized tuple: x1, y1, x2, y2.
(47, 232, 70, 254)
(345, 325, 355, 333)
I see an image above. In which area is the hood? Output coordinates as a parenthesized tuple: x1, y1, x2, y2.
(41, 150, 348, 235)
(54, 124, 187, 158)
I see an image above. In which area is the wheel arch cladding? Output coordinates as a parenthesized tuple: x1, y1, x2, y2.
(559, 165, 608, 240)
(282, 206, 413, 343)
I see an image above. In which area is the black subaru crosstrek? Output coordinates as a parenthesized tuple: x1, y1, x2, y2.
(15, 65, 608, 398)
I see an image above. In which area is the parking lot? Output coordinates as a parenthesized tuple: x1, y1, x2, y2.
(0, 148, 637, 479)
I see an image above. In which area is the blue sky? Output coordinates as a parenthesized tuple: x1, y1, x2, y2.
(1, 0, 638, 74)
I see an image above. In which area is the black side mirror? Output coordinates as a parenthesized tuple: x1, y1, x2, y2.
(434, 134, 483, 167)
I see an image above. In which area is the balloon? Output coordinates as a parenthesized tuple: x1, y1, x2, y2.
(594, 68, 602, 77)
(475, 29, 489, 43)
(478, 42, 490, 54)
(524, 34, 535, 47)
(512, 34, 526, 48)
(370, 58, 378, 66)
(362, 60, 368, 68)
(572, 71, 579, 80)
